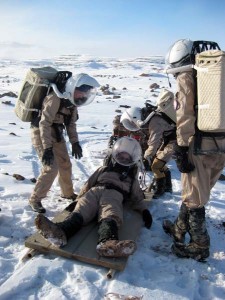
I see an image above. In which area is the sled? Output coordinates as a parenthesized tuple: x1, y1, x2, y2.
(25, 197, 152, 278)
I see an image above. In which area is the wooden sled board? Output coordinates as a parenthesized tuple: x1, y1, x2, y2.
(25, 197, 152, 271)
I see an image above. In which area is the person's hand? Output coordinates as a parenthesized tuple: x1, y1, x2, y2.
(175, 145, 195, 173)
(142, 209, 153, 229)
(72, 142, 83, 159)
(42, 147, 54, 166)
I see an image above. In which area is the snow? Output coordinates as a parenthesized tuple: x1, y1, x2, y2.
(0, 54, 225, 300)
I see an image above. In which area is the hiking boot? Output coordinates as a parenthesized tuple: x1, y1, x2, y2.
(165, 169, 173, 193)
(29, 201, 46, 213)
(35, 214, 67, 247)
(96, 240, 137, 257)
(152, 177, 166, 199)
(162, 220, 186, 244)
(162, 203, 189, 243)
(171, 242, 210, 261)
(147, 177, 156, 193)
(60, 193, 78, 201)
(188, 207, 210, 257)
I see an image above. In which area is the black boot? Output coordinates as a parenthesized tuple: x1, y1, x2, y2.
(152, 177, 166, 199)
(163, 203, 189, 244)
(165, 169, 173, 193)
(147, 177, 156, 193)
(96, 218, 136, 257)
(172, 207, 210, 261)
(35, 212, 83, 247)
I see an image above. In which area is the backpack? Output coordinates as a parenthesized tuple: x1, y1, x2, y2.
(15, 67, 72, 122)
(165, 40, 225, 153)
(156, 88, 176, 124)
(194, 49, 225, 132)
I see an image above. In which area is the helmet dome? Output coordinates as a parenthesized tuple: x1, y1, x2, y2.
(65, 73, 100, 106)
(112, 136, 142, 166)
(165, 39, 194, 70)
(120, 107, 143, 131)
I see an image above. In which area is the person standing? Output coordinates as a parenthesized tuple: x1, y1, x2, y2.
(121, 90, 176, 199)
(29, 73, 100, 213)
(162, 39, 225, 261)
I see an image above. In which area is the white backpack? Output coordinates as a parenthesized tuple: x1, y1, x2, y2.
(195, 50, 225, 132)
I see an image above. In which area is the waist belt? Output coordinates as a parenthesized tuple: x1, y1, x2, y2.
(96, 183, 129, 197)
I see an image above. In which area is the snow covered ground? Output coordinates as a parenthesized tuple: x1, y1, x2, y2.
(0, 55, 225, 300)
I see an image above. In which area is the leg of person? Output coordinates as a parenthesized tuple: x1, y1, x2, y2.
(156, 142, 175, 194)
(35, 212, 83, 247)
(170, 139, 225, 261)
(151, 158, 166, 199)
(96, 189, 136, 257)
(34, 187, 101, 247)
(54, 141, 75, 199)
(29, 139, 58, 213)
(172, 206, 210, 261)
(164, 167, 173, 193)
(162, 202, 189, 244)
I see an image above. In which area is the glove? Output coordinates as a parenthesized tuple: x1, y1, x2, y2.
(72, 142, 83, 159)
(42, 147, 54, 166)
(142, 209, 153, 229)
(175, 145, 195, 173)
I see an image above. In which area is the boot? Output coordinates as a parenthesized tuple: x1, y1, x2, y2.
(35, 212, 83, 247)
(96, 218, 136, 257)
(163, 203, 189, 244)
(152, 177, 166, 199)
(60, 193, 78, 201)
(147, 177, 156, 193)
(164, 169, 173, 193)
(172, 207, 210, 261)
(29, 200, 46, 214)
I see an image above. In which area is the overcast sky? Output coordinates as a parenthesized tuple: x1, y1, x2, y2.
(0, 0, 225, 60)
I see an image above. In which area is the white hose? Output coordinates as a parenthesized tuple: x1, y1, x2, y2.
(50, 83, 71, 99)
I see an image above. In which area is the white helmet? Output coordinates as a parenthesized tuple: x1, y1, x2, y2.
(65, 73, 100, 106)
(165, 39, 194, 70)
(120, 107, 143, 131)
(112, 136, 142, 166)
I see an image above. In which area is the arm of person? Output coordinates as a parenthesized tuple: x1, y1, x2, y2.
(66, 107, 79, 144)
(77, 166, 107, 198)
(128, 178, 152, 229)
(39, 94, 60, 149)
(176, 71, 196, 147)
(144, 115, 165, 160)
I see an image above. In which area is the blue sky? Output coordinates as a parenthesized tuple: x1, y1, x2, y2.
(0, 0, 225, 59)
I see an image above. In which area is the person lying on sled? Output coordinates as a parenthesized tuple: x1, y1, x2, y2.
(35, 136, 152, 258)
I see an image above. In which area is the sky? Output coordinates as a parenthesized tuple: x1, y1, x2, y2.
(0, 0, 225, 60)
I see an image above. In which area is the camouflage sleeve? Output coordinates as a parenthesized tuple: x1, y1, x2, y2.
(176, 71, 196, 146)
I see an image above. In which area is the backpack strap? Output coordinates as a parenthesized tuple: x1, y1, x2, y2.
(156, 111, 176, 126)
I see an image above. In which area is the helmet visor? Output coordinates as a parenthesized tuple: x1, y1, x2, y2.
(115, 151, 133, 166)
(120, 111, 140, 131)
(74, 87, 97, 107)
(112, 136, 142, 166)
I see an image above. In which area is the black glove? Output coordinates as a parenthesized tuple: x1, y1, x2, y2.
(175, 145, 195, 173)
(72, 142, 83, 159)
(42, 147, 54, 166)
(142, 209, 153, 229)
